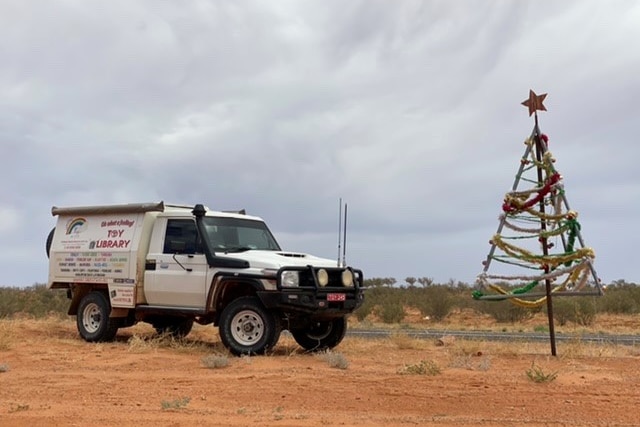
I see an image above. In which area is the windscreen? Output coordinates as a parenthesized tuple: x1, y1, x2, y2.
(202, 216, 281, 252)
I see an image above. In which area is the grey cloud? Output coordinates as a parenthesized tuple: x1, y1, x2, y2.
(1, 0, 639, 286)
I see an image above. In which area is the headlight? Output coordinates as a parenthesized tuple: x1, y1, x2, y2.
(281, 271, 300, 287)
(317, 269, 329, 287)
(341, 270, 354, 287)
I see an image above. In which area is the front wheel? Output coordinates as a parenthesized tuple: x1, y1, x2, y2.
(218, 297, 281, 356)
(291, 317, 347, 351)
(76, 292, 119, 342)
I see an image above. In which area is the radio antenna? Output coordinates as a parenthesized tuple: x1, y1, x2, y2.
(342, 203, 348, 267)
(337, 198, 342, 267)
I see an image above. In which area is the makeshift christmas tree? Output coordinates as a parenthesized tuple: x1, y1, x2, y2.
(473, 91, 603, 309)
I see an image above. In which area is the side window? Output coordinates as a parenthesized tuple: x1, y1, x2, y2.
(163, 219, 201, 254)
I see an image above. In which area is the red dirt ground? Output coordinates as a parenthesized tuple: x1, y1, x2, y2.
(1, 314, 640, 427)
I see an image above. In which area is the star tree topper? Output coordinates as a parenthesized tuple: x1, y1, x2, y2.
(521, 90, 547, 116)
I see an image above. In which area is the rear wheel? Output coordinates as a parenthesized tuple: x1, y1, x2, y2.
(219, 296, 281, 356)
(76, 292, 119, 342)
(291, 317, 347, 351)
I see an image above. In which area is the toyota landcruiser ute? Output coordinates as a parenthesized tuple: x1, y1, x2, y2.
(46, 201, 364, 355)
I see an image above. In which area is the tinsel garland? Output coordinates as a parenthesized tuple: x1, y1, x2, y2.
(564, 217, 580, 266)
(478, 257, 591, 283)
(491, 234, 595, 269)
(502, 173, 561, 213)
(552, 183, 565, 215)
(502, 214, 576, 238)
(500, 214, 542, 233)
(475, 131, 597, 307)
(491, 256, 542, 270)
(521, 206, 574, 222)
(474, 261, 591, 307)
(486, 265, 589, 308)
(508, 178, 561, 199)
(523, 138, 556, 171)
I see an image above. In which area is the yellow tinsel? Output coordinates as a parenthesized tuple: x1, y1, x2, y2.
(485, 265, 588, 308)
(492, 234, 595, 269)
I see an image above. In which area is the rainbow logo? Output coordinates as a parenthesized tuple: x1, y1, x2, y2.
(66, 217, 88, 235)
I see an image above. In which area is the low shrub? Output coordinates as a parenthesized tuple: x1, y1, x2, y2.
(0, 285, 69, 319)
(407, 286, 455, 321)
(317, 350, 349, 369)
(525, 362, 558, 383)
(397, 359, 441, 376)
(548, 297, 596, 326)
(161, 397, 191, 410)
(476, 300, 536, 323)
(201, 353, 230, 369)
(376, 301, 406, 324)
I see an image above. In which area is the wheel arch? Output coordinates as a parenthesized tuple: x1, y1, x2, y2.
(208, 274, 266, 324)
(68, 284, 109, 316)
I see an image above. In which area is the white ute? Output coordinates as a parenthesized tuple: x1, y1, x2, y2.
(46, 202, 364, 355)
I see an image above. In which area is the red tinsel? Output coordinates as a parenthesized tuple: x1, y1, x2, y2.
(502, 172, 561, 213)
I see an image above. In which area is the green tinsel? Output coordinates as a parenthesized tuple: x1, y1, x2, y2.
(564, 218, 580, 267)
(472, 280, 539, 301)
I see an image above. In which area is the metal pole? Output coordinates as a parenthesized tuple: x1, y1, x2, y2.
(534, 114, 557, 356)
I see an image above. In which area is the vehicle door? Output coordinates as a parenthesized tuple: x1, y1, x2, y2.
(144, 219, 208, 308)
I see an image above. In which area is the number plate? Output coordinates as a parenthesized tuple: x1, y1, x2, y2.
(327, 293, 346, 302)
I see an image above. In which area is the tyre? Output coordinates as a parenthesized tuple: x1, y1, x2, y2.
(219, 296, 281, 356)
(45, 228, 55, 259)
(76, 292, 119, 342)
(291, 317, 347, 351)
(153, 317, 194, 338)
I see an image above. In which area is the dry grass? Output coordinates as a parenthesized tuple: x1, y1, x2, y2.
(127, 332, 213, 354)
(448, 353, 492, 371)
(0, 319, 15, 351)
(388, 331, 428, 350)
(3, 316, 639, 362)
(354, 309, 640, 336)
(525, 361, 558, 383)
(316, 350, 349, 369)
(397, 359, 441, 375)
(160, 396, 191, 411)
(201, 353, 230, 369)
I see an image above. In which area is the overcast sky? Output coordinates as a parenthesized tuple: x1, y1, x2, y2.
(2, 1, 639, 287)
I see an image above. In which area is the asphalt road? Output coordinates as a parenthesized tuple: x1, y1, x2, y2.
(346, 328, 640, 346)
